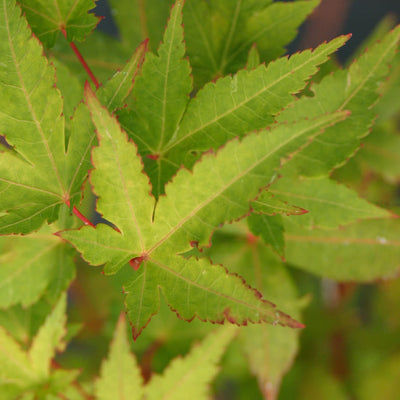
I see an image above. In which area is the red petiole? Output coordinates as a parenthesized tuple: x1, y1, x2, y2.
(61, 28, 100, 89)
(65, 200, 95, 228)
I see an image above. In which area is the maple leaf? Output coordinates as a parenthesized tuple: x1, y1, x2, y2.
(183, 0, 320, 87)
(60, 84, 347, 338)
(118, 0, 349, 197)
(95, 315, 236, 400)
(18, 0, 99, 47)
(277, 24, 400, 177)
(0, 0, 146, 234)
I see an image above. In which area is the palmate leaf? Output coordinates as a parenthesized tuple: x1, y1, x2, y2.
(18, 0, 99, 48)
(277, 25, 400, 178)
(183, 0, 319, 88)
(119, 13, 349, 197)
(60, 87, 347, 337)
(284, 218, 400, 281)
(0, 0, 146, 234)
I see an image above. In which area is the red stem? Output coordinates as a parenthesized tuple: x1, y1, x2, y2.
(61, 28, 100, 89)
(65, 200, 95, 228)
(72, 206, 95, 227)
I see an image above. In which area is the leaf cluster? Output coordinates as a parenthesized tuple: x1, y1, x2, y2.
(0, 0, 399, 398)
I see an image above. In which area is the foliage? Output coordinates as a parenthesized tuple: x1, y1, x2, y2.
(0, 0, 399, 398)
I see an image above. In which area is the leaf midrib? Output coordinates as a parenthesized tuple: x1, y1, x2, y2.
(149, 114, 341, 254)
(163, 40, 340, 154)
(4, 0, 66, 196)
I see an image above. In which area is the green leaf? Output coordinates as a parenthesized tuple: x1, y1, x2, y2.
(0, 300, 52, 346)
(277, 25, 400, 177)
(60, 86, 346, 337)
(18, 0, 99, 48)
(269, 176, 392, 229)
(0, 226, 74, 308)
(358, 122, 400, 183)
(0, 293, 74, 398)
(95, 315, 143, 400)
(120, 35, 349, 197)
(284, 218, 400, 281)
(127, 0, 192, 151)
(108, 0, 174, 52)
(248, 214, 285, 258)
(0, 0, 68, 233)
(29, 293, 67, 379)
(50, 31, 130, 84)
(64, 40, 148, 209)
(203, 224, 302, 397)
(118, 0, 192, 196)
(52, 58, 83, 140)
(375, 51, 400, 121)
(98, 40, 148, 111)
(183, 0, 319, 87)
(0, 326, 36, 396)
(251, 190, 307, 216)
(0, 0, 133, 233)
(144, 326, 236, 400)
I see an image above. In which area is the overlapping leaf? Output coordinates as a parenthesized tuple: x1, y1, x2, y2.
(61, 83, 347, 337)
(0, 294, 75, 399)
(248, 214, 286, 258)
(0, 225, 75, 308)
(203, 224, 302, 398)
(144, 326, 236, 400)
(119, 21, 349, 197)
(357, 123, 400, 183)
(118, 0, 192, 196)
(268, 176, 392, 229)
(108, 0, 174, 52)
(96, 315, 235, 400)
(284, 218, 400, 281)
(0, 0, 69, 234)
(277, 25, 400, 178)
(0, 0, 146, 234)
(18, 0, 99, 47)
(95, 315, 144, 400)
(183, 0, 319, 87)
